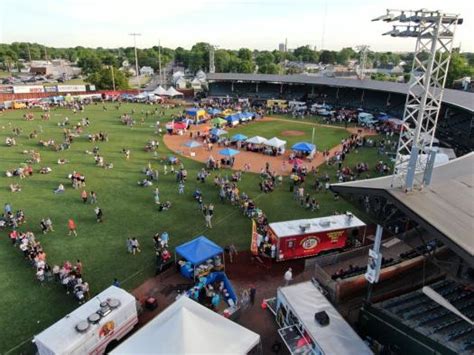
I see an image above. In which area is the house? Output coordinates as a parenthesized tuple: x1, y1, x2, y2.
(195, 70, 206, 81)
(175, 77, 188, 89)
(191, 78, 202, 90)
(140, 66, 154, 76)
(172, 70, 185, 84)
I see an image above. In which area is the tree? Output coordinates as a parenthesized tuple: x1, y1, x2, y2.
(215, 49, 231, 72)
(258, 63, 280, 74)
(87, 67, 129, 90)
(78, 54, 102, 74)
(293, 46, 318, 63)
(237, 48, 252, 62)
(238, 60, 255, 73)
(319, 50, 336, 64)
(446, 53, 474, 87)
(255, 51, 275, 67)
(336, 47, 356, 65)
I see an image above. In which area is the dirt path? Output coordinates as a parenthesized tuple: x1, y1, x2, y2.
(163, 117, 377, 176)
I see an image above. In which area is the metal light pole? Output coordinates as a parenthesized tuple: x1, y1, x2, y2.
(209, 44, 216, 73)
(356, 45, 370, 80)
(158, 40, 163, 86)
(110, 66, 116, 91)
(373, 9, 462, 191)
(129, 33, 141, 88)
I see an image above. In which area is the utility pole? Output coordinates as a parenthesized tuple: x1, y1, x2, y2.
(26, 43, 32, 62)
(209, 44, 215, 73)
(158, 40, 162, 86)
(129, 33, 141, 88)
(110, 66, 116, 91)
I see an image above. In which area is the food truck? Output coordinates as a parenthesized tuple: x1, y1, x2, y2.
(33, 286, 138, 355)
(268, 213, 367, 262)
(265, 281, 373, 354)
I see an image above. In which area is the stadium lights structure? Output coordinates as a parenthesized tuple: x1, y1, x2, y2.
(373, 9, 462, 191)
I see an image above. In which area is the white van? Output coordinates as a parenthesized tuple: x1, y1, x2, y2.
(34, 286, 138, 355)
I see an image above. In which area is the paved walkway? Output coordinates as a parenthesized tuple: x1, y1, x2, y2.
(163, 117, 377, 176)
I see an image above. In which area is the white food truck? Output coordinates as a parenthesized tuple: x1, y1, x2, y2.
(33, 286, 138, 355)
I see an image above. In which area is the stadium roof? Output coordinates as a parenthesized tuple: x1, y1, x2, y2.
(207, 73, 474, 113)
(331, 153, 474, 265)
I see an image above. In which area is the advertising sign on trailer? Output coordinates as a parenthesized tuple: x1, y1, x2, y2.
(44, 86, 58, 93)
(13, 85, 45, 94)
(57, 85, 87, 93)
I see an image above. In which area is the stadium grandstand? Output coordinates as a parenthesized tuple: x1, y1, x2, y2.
(330, 153, 474, 354)
(206, 73, 474, 156)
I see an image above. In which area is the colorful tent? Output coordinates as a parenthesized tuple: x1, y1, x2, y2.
(219, 148, 240, 156)
(208, 108, 222, 115)
(175, 236, 223, 265)
(183, 140, 202, 148)
(186, 108, 206, 119)
(211, 117, 227, 126)
(292, 142, 315, 153)
(210, 128, 228, 136)
(231, 133, 248, 142)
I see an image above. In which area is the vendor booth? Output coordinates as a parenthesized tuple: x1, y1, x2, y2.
(264, 213, 367, 261)
(225, 114, 240, 126)
(211, 117, 227, 127)
(165, 121, 187, 135)
(111, 296, 262, 355)
(185, 108, 206, 122)
(267, 281, 372, 355)
(265, 137, 287, 155)
(208, 108, 222, 116)
(246, 136, 268, 145)
(175, 236, 225, 279)
(291, 142, 316, 159)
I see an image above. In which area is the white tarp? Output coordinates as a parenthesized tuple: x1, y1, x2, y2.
(111, 296, 260, 355)
(164, 87, 184, 97)
(265, 137, 287, 148)
(278, 281, 372, 355)
(246, 136, 268, 145)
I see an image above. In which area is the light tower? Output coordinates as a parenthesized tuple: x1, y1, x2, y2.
(129, 33, 141, 87)
(373, 9, 462, 191)
(356, 45, 370, 80)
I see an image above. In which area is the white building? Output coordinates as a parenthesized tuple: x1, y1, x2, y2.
(175, 76, 187, 89)
(140, 66, 154, 76)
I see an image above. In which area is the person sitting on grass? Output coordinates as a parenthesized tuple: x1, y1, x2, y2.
(158, 201, 172, 212)
(39, 167, 52, 174)
(138, 179, 153, 187)
(10, 183, 21, 193)
(94, 207, 103, 223)
(54, 184, 65, 194)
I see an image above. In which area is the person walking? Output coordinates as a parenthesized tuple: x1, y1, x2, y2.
(154, 188, 160, 205)
(81, 190, 88, 204)
(126, 238, 133, 254)
(68, 218, 77, 236)
(45, 217, 54, 232)
(205, 211, 213, 229)
(131, 237, 141, 255)
(249, 285, 256, 305)
(94, 206, 103, 223)
(90, 191, 97, 204)
(178, 182, 185, 194)
(284, 268, 293, 286)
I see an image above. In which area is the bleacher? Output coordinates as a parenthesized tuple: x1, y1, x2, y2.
(374, 279, 474, 354)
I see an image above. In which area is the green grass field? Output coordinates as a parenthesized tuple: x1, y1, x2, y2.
(0, 104, 392, 353)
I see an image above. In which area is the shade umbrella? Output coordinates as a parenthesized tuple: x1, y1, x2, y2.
(219, 148, 240, 156)
(290, 158, 304, 166)
(210, 128, 228, 136)
(183, 140, 202, 148)
(231, 133, 248, 142)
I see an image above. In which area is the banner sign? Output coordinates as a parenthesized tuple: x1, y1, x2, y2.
(57, 85, 86, 93)
(12, 85, 44, 94)
(250, 219, 259, 255)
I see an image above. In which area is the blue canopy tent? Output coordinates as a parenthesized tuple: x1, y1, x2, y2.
(208, 108, 222, 116)
(183, 140, 202, 149)
(210, 128, 228, 136)
(231, 133, 248, 142)
(241, 112, 254, 121)
(190, 271, 237, 305)
(219, 148, 240, 156)
(291, 142, 316, 153)
(225, 114, 240, 126)
(377, 113, 391, 122)
(175, 236, 224, 279)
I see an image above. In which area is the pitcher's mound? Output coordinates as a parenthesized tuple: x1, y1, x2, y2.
(281, 130, 305, 136)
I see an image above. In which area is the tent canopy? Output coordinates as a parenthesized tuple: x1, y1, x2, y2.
(151, 86, 167, 96)
(211, 117, 227, 126)
(246, 136, 268, 144)
(164, 87, 184, 97)
(219, 148, 240, 156)
(110, 296, 260, 355)
(183, 140, 202, 148)
(292, 142, 315, 152)
(225, 114, 240, 122)
(210, 128, 228, 136)
(208, 108, 221, 115)
(265, 137, 287, 148)
(185, 108, 205, 117)
(231, 133, 248, 142)
(175, 236, 223, 265)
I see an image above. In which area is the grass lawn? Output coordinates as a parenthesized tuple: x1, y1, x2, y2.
(229, 119, 349, 150)
(0, 104, 391, 353)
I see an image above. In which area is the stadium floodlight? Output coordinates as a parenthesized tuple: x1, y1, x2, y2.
(373, 9, 463, 191)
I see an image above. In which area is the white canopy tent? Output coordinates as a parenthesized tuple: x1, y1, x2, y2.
(246, 136, 268, 145)
(151, 86, 167, 96)
(165, 87, 184, 97)
(111, 296, 261, 355)
(265, 137, 287, 148)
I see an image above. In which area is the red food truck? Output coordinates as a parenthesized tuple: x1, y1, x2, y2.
(266, 213, 367, 262)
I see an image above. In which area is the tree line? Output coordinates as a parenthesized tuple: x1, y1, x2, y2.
(0, 42, 473, 88)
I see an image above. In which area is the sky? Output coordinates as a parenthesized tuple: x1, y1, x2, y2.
(0, 0, 473, 52)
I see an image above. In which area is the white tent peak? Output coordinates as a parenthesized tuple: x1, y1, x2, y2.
(266, 137, 287, 148)
(151, 86, 167, 96)
(165, 87, 184, 97)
